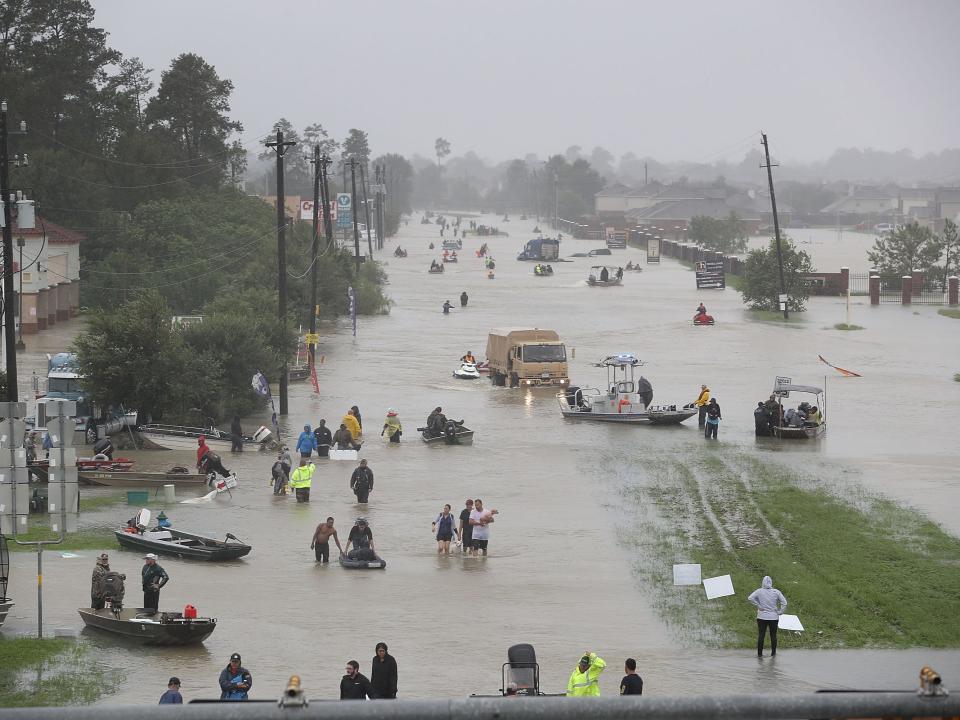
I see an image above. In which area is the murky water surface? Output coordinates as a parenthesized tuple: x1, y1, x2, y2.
(4, 215, 959, 701)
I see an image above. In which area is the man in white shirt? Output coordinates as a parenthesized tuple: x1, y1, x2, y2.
(468, 498, 499, 556)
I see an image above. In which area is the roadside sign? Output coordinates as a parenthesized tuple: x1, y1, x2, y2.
(336, 193, 353, 229)
(647, 236, 661, 264)
(774, 376, 792, 397)
(300, 200, 337, 222)
(304, 333, 319, 345)
(696, 260, 725, 289)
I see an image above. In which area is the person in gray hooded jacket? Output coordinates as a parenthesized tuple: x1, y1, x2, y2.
(747, 575, 787, 656)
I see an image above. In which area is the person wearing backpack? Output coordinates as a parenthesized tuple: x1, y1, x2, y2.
(704, 398, 722, 440)
(350, 459, 374, 504)
(432, 504, 457, 554)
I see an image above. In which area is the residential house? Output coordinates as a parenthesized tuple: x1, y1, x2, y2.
(820, 187, 897, 215)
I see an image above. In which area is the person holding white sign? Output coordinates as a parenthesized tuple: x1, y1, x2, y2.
(747, 576, 788, 657)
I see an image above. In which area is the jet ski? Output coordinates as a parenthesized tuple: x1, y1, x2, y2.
(453, 361, 481, 380)
(693, 313, 715, 326)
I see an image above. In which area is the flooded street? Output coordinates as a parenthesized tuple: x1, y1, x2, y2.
(4, 214, 960, 701)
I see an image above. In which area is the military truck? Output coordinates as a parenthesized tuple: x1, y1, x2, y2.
(485, 329, 569, 388)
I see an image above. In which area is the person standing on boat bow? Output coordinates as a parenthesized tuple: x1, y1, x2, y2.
(141, 553, 169, 612)
(197, 436, 231, 480)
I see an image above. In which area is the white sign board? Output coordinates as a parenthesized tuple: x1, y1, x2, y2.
(778, 614, 804, 632)
(703, 574, 735, 599)
(673, 563, 702, 586)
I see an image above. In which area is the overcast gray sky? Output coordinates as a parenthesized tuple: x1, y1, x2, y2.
(92, 0, 960, 164)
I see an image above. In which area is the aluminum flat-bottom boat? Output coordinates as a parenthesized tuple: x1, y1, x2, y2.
(78, 607, 216, 645)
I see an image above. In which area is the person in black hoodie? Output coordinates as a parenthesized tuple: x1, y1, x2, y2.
(340, 660, 377, 699)
(370, 642, 398, 698)
(313, 419, 332, 458)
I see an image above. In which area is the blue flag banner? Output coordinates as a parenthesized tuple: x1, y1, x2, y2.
(348, 286, 357, 337)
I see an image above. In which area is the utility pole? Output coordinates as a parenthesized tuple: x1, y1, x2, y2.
(319, 155, 333, 248)
(349, 159, 361, 272)
(375, 165, 385, 250)
(265, 128, 296, 415)
(359, 162, 373, 258)
(760, 132, 789, 320)
(553, 173, 559, 233)
(308, 145, 321, 375)
(0, 101, 26, 401)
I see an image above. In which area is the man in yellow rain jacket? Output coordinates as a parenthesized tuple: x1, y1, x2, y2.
(289, 459, 315, 503)
(566, 652, 606, 696)
(694, 383, 711, 428)
(342, 410, 362, 445)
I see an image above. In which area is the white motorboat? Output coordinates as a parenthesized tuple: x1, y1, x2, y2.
(139, 424, 272, 452)
(453, 361, 481, 380)
(557, 354, 696, 425)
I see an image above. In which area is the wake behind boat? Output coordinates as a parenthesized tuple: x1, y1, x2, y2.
(557, 354, 696, 425)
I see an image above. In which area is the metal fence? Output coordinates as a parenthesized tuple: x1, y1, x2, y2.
(1, 692, 958, 720)
(848, 272, 870, 296)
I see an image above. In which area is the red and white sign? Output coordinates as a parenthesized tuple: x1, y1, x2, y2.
(300, 200, 337, 222)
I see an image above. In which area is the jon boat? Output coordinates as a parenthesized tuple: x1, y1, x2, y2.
(339, 553, 387, 570)
(587, 265, 622, 287)
(78, 607, 216, 645)
(428, 265, 445, 274)
(770, 379, 827, 440)
(557, 354, 696, 425)
(29, 458, 135, 483)
(138, 424, 272, 452)
(115, 528, 251, 561)
(80, 468, 207, 486)
(418, 421, 475, 445)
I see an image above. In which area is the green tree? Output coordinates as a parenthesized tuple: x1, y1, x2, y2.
(72, 291, 187, 420)
(342, 128, 370, 166)
(302, 123, 339, 162)
(689, 212, 748, 254)
(146, 53, 242, 182)
(867, 223, 941, 277)
(741, 237, 814, 312)
(434, 137, 451, 169)
(938, 219, 959, 289)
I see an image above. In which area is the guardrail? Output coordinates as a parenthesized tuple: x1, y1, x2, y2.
(0, 691, 957, 720)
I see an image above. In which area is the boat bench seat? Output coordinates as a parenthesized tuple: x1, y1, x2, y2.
(143, 530, 173, 540)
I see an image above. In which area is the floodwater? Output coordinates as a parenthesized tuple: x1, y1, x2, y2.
(3, 213, 959, 702)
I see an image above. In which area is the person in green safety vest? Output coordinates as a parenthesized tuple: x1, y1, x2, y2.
(289, 459, 316, 503)
(566, 652, 606, 697)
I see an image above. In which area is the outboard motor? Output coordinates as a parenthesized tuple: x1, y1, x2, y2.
(505, 643, 539, 696)
(102, 571, 126, 611)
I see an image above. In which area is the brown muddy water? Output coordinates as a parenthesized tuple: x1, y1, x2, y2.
(3, 214, 959, 702)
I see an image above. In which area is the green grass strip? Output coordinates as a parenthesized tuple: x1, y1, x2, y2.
(937, 308, 960, 319)
(0, 638, 119, 706)
(621, 450, 960, 648)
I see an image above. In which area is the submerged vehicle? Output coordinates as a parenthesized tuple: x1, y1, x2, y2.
(115, 509, 251, 561)
(485, 328, 569, 388)
(770, 378, 827, 439)
(557, 354, 697, 425)
(453, 361, 481, 380)
(517, 237, 560, 262)
(587, 265, 623, 286)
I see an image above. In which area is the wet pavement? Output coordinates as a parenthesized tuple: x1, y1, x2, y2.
(3, 214, 959, 701)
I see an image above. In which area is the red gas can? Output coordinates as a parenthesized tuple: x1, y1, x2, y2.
(183, 604, 197, 619)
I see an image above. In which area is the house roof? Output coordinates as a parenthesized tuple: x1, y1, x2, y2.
(595, 183, 634, 198)
(899, 188, 938, 200)
(12, 216, 85, 244)
(820, 189, 897, 213)
(626, 198, 733, 222)
(936, 187, 960, 203)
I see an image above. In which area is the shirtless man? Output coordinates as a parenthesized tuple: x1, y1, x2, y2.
(311, 517, 343, 563)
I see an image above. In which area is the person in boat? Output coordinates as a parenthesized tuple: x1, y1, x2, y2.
(754, 402, 771, 436)
(616, 267, 624, 280)
(451, 250, 458, 259)
(345, 517, 376, 560)
(695, 302, 707, 317)
(807, 405, 822, 425)
(545, 264, 553, 274)
(230, 415, 243, 452)
(442, 300, 453, 314)
(535, 264, 542, 275)
(141, 553, 169, 612)
(91, 552, 117, 610)
(381, 409, 402, 443)
(342, 409, 362, 445)
(460, 291, 468, 307)
(426, 407, 447, 437)
(92, 436, 114, 461)
(599, 267, 609, 282)
(314, 420, 332, 458)
(443, 249, 449, 259)
(626, 260, 634, 270)
(394, 245, 404, 257)
(219, 653, 253, 702)
(428, 242, 435, 249)
(783, 407, 806, 428)
(333, 423, 358, 450)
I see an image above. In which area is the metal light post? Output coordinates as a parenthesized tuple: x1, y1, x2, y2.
(15, 236, 24, 350)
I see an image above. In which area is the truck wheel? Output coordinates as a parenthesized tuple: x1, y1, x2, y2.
(510, 373, 519, 388)
(493, 372, 505, 386)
